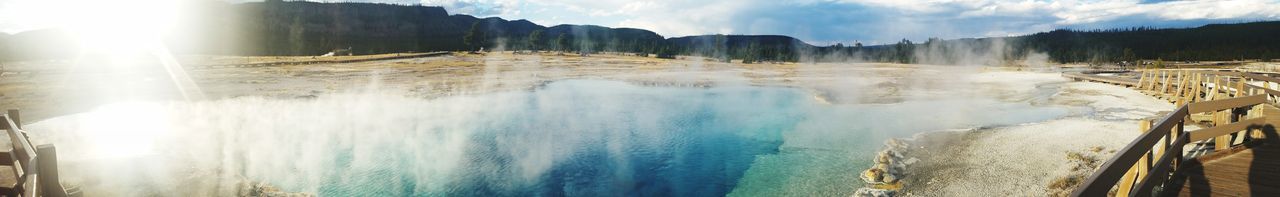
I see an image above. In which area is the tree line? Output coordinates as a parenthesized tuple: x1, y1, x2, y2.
(2, 1, 1279, 64)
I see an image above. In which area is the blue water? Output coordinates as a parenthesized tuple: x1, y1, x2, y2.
(316, 81, 812, 196)
(31, 79, 1076, 196)
(270, 80, 1075, 196)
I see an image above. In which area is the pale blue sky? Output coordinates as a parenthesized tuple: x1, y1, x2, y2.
(4, 0, 1280, 45)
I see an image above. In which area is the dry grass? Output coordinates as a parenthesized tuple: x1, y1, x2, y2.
(1048, 150, 1105, 196)
(1047, 175, 1081, 196)
(188, 52, 443, 66)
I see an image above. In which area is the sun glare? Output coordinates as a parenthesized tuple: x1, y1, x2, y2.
(26, 0, 210, 100)
(67, 0, 181, 54)
(79, 102, 170, 159)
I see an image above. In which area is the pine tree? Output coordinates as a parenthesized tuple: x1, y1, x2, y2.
(527, 30, 543, 52)
(463, 21, 483, 51)
(555, 33, 568, 52)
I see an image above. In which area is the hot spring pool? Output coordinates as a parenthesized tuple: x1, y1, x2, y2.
(29, 80, 1074, 196)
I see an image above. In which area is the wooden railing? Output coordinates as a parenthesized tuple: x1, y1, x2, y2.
(0, 109, 74, 197)
(1063, 72, 1140, 87)
(1073, 70, 1278, 196)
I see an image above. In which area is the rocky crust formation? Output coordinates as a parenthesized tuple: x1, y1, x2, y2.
(237, 181, 315, 197)
(853, 139, 919, 197)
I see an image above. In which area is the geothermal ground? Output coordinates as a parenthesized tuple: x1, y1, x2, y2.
(0, 52, 1174, 196)
(0, 52, 1035, 121)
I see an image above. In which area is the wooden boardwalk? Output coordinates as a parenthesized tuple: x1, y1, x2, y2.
(1165, 144, 1280, 196)
(1063, 72, 1140, 87)
(1160, 104, 1280, 196)
(1066, 70, 1280, 197)
(0, 110, 75, 197)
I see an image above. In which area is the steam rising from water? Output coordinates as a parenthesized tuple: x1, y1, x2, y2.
(29, 77, 1073, 196)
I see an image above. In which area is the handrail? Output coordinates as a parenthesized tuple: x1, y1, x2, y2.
(1, 110, 71, 197)
(1188, 117, 1267, 141)
(3, 114, 34, 168)
(1073, 105, 1187, 196)
(1130, 134, 1190, 197)
(1187, 94, 1266, 113)
(1063, 72, 1140, 86)
(1073, 69, 1279, 197)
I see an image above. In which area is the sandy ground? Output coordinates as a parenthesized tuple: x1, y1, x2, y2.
(894, 81, 1175, 196)
(0, 52, 1025, 122)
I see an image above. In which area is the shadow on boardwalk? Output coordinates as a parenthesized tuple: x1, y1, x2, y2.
(1163, 125, 1280, 196)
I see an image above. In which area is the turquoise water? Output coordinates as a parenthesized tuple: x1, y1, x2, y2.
(32, 80, 1073, 196)
(317, 81, 813, 196)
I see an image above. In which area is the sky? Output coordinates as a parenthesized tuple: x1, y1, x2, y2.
(3, 0, 1280, 45)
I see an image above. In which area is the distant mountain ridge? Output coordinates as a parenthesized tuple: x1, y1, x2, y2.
(0, 1, 813, 60)
(1, 1, 1278, 63)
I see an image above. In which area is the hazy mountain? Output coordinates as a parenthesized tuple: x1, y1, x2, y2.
(0, 29, 75, 61)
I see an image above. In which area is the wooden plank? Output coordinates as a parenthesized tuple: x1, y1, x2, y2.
(1152, 70, 1162, 91)
(1172, 122, 1185, 175)
(1117, 119, 1154, 197)
(1177, 72, 1190, 105)
(1, 115, 33, 168)
(1172, 145, 1280, 196)
(1216, 111, 1232, 151)
(1073, 106, 1188, 196)
(1062, 72, 1140, 86)
(1189, 117, 1268, 142)
(4, 110, 17, 130)
(1138, 70, 1148, 90)
(1237, 77, 1248, 96)
(1189, 73, 1203, 103)
(21, 170, 35, 197)
(1245, 84, 1280, 97)
(1130, 135, 1189, 197)
(36, 145, 66, 197)
(1116, 164, 1138, 197)
(1136, 151, 1150, 188)
(1241, 72, 1280, 84)
(1192, 70, 1280, 97)
(1208, 75, 1223, 101)
(1188, 94, 1267, 114)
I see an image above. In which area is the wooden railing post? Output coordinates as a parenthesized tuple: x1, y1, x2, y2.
(1234, 106, 1248, 145)
(1176, 72, 1189, 105)
(1174, 120, 1184, 169)
(1191, 73, 1204, 103)
(37, 145, 68, 197)
(1155, 71, 1164, 92)
(1138, 70, 1148, 90)
(1177, 71, 1186, 97)
(1211, 75, 1224, 101)
(1152, 70, 1162, 91)
(1163, 71, 1173, 94)
(1237, 77, 1248, 97)
(1265, 80, 1272, 103)
(1118, 119, 1154, 196)
(1215, 108, 1231, 151)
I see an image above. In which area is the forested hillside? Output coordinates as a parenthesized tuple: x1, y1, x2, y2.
(1017, 23, 1280, 62)
(2, 0, 1279, 64)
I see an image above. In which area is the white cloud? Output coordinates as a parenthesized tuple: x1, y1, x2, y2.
(3, 0, 1279, 43)
(418, 0, 523, 16)
(499, 0, 1280, 43)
